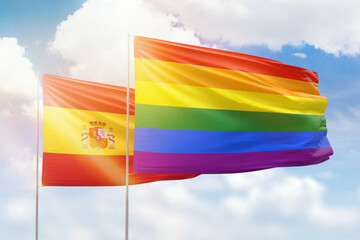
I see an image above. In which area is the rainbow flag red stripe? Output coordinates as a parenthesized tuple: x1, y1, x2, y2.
(133, 36, 333, 174)
(42, 74, 198, 186)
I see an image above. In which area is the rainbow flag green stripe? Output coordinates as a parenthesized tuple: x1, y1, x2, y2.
(133, 36, 333, 174)
(135, 104, 327, 132)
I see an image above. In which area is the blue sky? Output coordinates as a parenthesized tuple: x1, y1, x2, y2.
(1, 0, 360, 239)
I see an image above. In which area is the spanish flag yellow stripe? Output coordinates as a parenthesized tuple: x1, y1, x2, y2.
(135, 81, 327, 116)
(43, 106, 134, 155)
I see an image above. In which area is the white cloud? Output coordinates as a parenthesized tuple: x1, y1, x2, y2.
(1, 146, 38, 191)
(20, 100, 37, 120)
(127, 171, 360, 240)
(3, 172, 357, 240)
(223, 169, 359, 228)
(151, 0, 360, 55)
(3, 198, 33, 222)
(11, 147, 36, 174)
(0, 37, 37, 98)
(0, 37, 40, 190)
(0, 37, 38, 123)
(48, 0, 201, 87)
(69, 227, 97, 240)
(293, 52, 307, 59)
(1, 108, 13, 117)
(162, 183, 197, 205)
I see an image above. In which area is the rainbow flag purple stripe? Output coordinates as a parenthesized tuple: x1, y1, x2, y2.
(133, 36, 333, 174)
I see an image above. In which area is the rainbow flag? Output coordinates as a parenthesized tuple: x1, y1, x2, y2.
(42, 74, 198, 186)
(133, 36, 333, 174)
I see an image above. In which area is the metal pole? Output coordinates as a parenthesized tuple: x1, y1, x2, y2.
(125, 34, 131, 240)
(35, 72, 40, 240)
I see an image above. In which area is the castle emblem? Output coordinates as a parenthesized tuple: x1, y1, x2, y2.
(81, 120, 115, 149)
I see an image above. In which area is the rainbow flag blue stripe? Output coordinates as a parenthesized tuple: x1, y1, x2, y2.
(135, 128, 331, 154)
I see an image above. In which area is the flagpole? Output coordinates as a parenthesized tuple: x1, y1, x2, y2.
(125, 33, 131, 240)
(35, 72, 40, 240)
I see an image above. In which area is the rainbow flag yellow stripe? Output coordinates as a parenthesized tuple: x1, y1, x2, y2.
(136, 80, 327, 115)
(135, 58, 323, 98)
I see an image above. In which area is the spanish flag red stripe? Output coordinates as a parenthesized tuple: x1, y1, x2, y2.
(43, 74, 135, 114)
(43, 153, 195, 186)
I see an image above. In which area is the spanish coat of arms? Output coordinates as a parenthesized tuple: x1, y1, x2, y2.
(81, 120, 115, 149)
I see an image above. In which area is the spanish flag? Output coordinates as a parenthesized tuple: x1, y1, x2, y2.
(133, 36, 333, 174)
(42, 74, 198, 186)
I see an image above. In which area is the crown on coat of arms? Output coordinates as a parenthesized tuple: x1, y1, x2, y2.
(89, 120, 107, 128)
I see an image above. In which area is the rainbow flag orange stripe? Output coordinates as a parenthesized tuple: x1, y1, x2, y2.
(42, 74, 198, 186)
(133, 36, 333, 174)
(134, 37, 319, 83)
